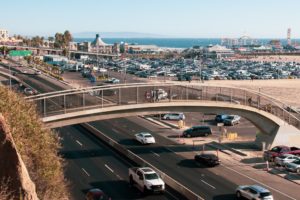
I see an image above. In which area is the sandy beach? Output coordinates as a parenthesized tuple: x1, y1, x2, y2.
(205, 79, 300, 106)
(230, 55, 300, 63)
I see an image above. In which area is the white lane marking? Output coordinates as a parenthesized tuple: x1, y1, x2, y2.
(150, 151, 160, 157)
(76, 140, 83, 146)
(165, 147, 178, 155)
(105, 164, 114, 173)
(201, 179, 216, 189)
(112, 128, 119, 133)
(165, 190, 180, 200)
(82, 168, 90, 177)
(221, 164, 297, 200)
(116, 174, 123, 180)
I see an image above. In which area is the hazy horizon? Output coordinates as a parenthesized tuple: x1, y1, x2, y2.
(1, 0, 300, 38)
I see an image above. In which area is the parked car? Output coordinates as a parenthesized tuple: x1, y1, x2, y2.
(236, 185, 273, 200)
(285, 159, 300, 173)
(162, 113, 185, 121)
(194, 153, 220, 167)
(135, 132, 155, 144)
(24, 88, 37, 95)
(274, 154, 299, 166)
(182, 126, 212, 138)
(215, 114, 229, 123)
(223, 115, 241, 126)
(129, 167, 165, 194)
(264, 145, 300, 162)
(34, 70, 42, 75)
(85, 188, 108, 200)
(105, 78, 120, 84)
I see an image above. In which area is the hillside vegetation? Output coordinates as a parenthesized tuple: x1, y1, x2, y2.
(0, 86, 68, 199)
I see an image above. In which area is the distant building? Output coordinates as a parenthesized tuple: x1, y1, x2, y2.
(204, 45, 234, 58)
(91, 34, 113, 54)
(43, 55, 68, 66)
(113, 43, 120, 54)
(252, 45, 272, 52)
(0, 29, 9, 41)
(269, 40, 282, 50)
(77, 42, 91, 52)
(128, 44, 161, 54)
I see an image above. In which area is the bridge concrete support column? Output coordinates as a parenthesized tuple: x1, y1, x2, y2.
(256, 124, 300, 150)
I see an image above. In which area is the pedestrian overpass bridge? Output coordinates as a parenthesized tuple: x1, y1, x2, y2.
(26, 83, 300, 148)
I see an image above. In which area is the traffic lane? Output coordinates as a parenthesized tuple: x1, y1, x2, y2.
(88, 119, 298, 200)
(89, 120, 237, 200)
(89, 117, 178, 147)
(57, 125, 176, 200)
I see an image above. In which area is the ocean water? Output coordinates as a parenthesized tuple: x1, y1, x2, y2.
(74, 38, 300, 49)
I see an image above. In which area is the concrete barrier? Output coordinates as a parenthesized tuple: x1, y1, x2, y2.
(81, 123, 204, 200)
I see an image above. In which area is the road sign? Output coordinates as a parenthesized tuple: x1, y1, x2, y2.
(9, 50, 32, 57)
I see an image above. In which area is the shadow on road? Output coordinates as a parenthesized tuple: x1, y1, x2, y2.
(177, 159, 207, 168)
(212, 194, 237, 200)
(59, 149, 109, 159)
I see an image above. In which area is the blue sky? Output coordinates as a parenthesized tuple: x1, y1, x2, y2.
(1, 0, 299, 38)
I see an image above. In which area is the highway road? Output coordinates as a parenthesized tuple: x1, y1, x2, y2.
(58, 124, 178, 199)
(0, 61, 181, 199)
(88, 117, 300, 200)
(2, 59, 300, 200)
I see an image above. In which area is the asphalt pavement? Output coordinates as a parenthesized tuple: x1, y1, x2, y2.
(0, 60, 179, 199)
(2, 59, 300, 200)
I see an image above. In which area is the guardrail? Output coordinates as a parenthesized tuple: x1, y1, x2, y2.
(81, 123, 204, 200)
(27, 83, 300, 130)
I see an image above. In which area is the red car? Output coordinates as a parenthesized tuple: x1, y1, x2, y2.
(85, 188, 109, 200)
(263, 145, 300, 161)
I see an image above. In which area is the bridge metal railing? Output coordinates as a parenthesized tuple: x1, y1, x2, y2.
(27, 83, 300, 129)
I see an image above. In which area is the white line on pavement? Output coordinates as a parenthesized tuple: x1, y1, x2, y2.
(165, 190, 180, 200)
(112, 128, 119, 133)
(221, 164, 297, 200)
(76, 140, 83, 146)
(116, 174, 123, 180)
(150, 151, 160, 157)
(165, 147, 178, 154)
(201, 179, 216, 189)
(105, 164, 114, 173)
(82, 168, 90, 177)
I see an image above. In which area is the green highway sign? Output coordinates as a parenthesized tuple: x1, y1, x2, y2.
(9, 50, 32, 57)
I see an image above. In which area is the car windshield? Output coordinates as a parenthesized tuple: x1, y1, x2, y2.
(271, 147, 281, 152)
(260, 192, 271, 197)
(292, 160, 300, 164)
(144, 173, 159, 180)
(144, 135, 152, 138)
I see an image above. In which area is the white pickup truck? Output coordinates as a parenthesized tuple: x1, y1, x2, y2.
(129, 167, 165, 194)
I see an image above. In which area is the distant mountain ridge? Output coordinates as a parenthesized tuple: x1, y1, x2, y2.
(73, 32, 168, 38)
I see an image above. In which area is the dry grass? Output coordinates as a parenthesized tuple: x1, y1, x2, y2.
(0, 86, 69, 199)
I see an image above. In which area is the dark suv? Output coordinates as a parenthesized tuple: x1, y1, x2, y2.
(194, 153, 220, 167)
(182, 126, 212, 138)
